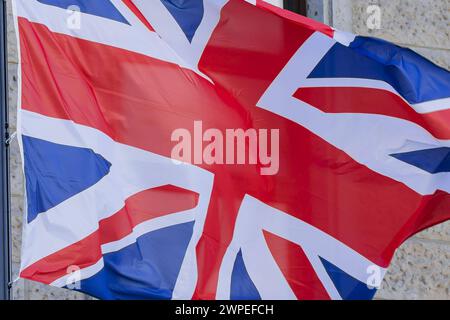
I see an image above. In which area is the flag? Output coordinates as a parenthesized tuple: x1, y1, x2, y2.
(14, 0, 450, 300)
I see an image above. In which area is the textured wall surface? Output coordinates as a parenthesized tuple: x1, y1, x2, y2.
(6, 0, 450, 299)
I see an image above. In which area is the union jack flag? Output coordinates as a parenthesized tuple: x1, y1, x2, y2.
(14, 0, 450, 300)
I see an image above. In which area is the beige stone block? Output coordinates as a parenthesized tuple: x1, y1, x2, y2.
(10, 262, 25, 300)
(376, 239, 450, 299)
(11, 213, 22, 263)
(8, 62, 18, 131)
(26, 280, 90, 300)
(12, 279, 26, 300)
(414, 221, 450, 243)
(352, 0, 450, 49)
(6, 0, 18, 64)
(10, 194, 23, 218)
(11, 260, 19, 279)
(332, 0, 354, 32)
(11, 199, 23, 283)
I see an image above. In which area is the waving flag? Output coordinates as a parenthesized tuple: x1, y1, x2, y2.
(14, 0, 450, 300)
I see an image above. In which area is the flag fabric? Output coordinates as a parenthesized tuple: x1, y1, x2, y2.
(13, 0, 450, 300)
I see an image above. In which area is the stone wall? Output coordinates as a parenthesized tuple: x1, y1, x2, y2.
(6, 0, 450, 299)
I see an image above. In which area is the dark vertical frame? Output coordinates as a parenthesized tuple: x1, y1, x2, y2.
(0, 0, 10, 301)
(284, 0, 307, 15)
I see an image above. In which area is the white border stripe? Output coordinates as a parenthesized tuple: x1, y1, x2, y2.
(51, 258, 104, 288)
(50, 211, 196, 288)
(304, 78, 450, 115)
(332, 29, 356, 47)
(411, 97, 450, 114)
(19, 111, 214, 280)
(217, 195, 386, 300)
(14, 0, 202, 75)
(258, 32, 450, 196)
(101, 210, 195, 254)
(132, 0, 227, 79)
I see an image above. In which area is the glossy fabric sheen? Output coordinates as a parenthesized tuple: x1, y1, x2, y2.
(15, 0, 450, 300)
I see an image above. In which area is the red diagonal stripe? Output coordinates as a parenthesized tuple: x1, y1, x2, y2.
(122, 0, 155, 32)
(20, 185, 199, 284)
(99, 184, 199, 244)
(294, 86, 450, 139)
(255, 0, 334, 38)
(263, 230, 330, 300)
